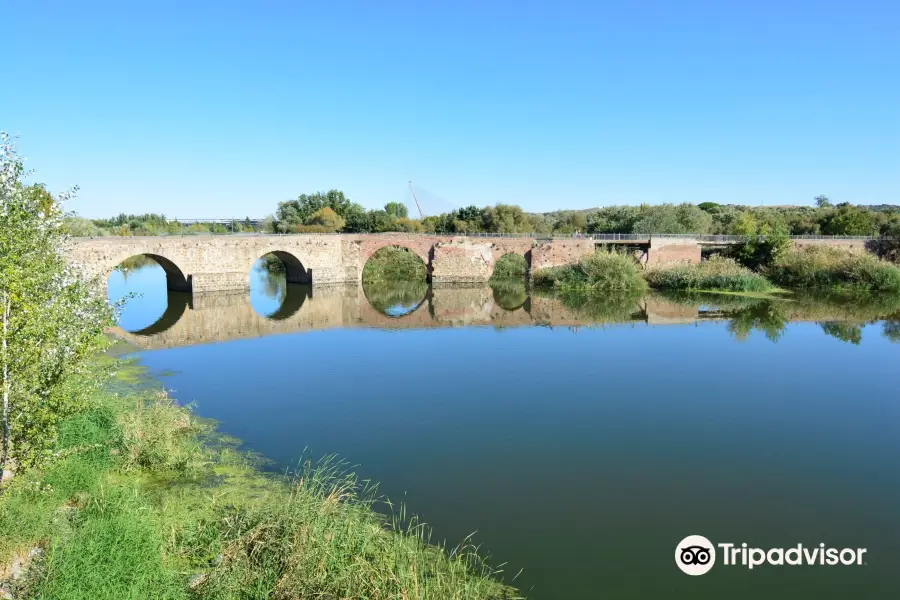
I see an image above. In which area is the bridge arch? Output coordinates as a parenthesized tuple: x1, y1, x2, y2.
(252, 249, 311, 284)
(490, 251, 530, 281)
(362, 245, 430, 284)
(250, 250, 313, 320)
(128, 291, 192, 336)
(360, 238, 434, 281)
(107, 252, 192, 292)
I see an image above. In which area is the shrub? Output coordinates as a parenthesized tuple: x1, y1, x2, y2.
(532, 250, 648, 293)
(729, 225, 793, 270)
(491, 253, 528, 280)
(116, 391, 208, 475)
(305, 206, 345, 232)
(767, 246, 900, 292)
(362, 246, 428, 283)
(644, 256, 774, 292)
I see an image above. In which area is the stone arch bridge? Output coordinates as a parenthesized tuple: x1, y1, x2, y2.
(65, 233, 613, 292)
(66, 233, 870, 293)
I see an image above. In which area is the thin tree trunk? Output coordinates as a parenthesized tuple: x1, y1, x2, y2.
(1, 293, 10, 478)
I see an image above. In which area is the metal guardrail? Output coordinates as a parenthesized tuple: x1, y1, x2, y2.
(81, 220, 888, 242)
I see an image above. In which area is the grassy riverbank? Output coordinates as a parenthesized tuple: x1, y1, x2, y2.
(531, 251, 648, 293)
(644, 255, 775, 293)
(530, 244, 900, 296)
(0, 352, 518, 600)
(767, 246, 900, 292)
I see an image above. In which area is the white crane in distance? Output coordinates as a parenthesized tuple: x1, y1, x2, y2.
(408, 181, 425, 219)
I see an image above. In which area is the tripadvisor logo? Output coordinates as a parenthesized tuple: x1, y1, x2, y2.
(675, 535, 867, 576)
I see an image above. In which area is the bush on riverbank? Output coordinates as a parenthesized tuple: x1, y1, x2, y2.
(644, 256, 775, 292)
(532, 250, 648, 293)
(766, 246, 900, 292)
(363, 246, 428, 283)
(490, 253, 528, 281)
(0, 364, 518, 600)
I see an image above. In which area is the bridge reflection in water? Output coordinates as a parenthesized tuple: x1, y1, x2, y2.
(112, 284, 710, 349)
(111, 283, 900, 350)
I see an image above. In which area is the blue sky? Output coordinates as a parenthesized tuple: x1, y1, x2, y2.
(3, 0, 898, 218)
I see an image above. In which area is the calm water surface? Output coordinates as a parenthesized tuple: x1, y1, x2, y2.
(109, 261, 900, 599)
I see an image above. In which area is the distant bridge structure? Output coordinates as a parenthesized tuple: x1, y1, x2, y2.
(65, 232, 877, 294)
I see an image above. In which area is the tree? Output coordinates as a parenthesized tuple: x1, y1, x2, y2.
(729, 221, 793, 270)
(305, 207, 345, 232)
(819, 203, 876, 235)
(275, 190, 354, 232)
(392, 217, 424, 233)
(0, 133, 114, 471)
(481, 204, 533, 233)
(551, 212, 587, 234)
(384, 202, 408, 219)
(632, 203, 712, 234)
(586, 206, 641, 234)
(815, 195, 833, 208)
(342, 203, 371, 233)
(368, 210, 395, 233)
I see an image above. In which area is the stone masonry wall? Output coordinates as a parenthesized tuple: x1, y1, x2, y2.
(530, 240, 596, 271)
(646, 236, 701, 266)
(431, 240, 494, 282)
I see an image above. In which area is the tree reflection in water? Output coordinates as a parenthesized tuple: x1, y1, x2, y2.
(362, 280, 429, 317)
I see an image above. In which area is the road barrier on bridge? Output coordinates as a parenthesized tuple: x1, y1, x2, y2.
(81, 223, 887, 243)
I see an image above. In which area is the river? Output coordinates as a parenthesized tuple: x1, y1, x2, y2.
(109, 260, 900, 599)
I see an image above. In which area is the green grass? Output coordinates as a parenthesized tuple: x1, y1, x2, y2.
(532, 250, 648, 293)
(0, 360, 517, 600)
(363, 246, 428, 283)
(644, 256, 775, 292)
(766, 246, 900, 292)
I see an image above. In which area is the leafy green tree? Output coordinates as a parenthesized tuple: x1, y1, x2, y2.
(632, 203, 712, 234)
(585, 206, 640, 234)
(342, 203, 371, 233)
(481, 204, 534, 233)
(305, 207, 346, 232)
(551, 212, 587, 234)
(384, 202, 408, 219)
(392, 217, 424, 233)
(698, 202, 720, 212)
(815, 195, 833, 208)
(528, 214, 554, 234)
(729, 222, 793, 270)
(275, 190, 354, 232)
(820, 203, 876, 235)
(1, 133, 114, 471)
(368, 210, 395, 233)
(63, 216, 107, 237)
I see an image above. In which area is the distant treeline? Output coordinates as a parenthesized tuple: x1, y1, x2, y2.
(71, 191, 900, 238)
